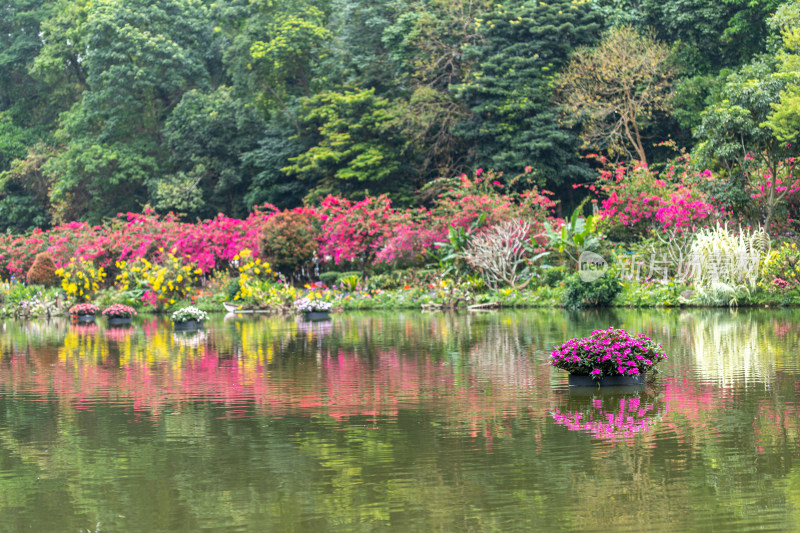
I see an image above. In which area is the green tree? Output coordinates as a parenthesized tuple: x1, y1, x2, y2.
(247, 0, 332, 131)
(764, 1, 800, 144)
(383, 0, 488, 180)
(693, 6, 800, 230)
(0, 0, 50, 122)
(161, 87, 264, 218)
(0, 143, 54, 231)
(329, 0, 406, 92)
(241, 118, 310, 209)
(556, 25, 676, 165)
(283, 88, 413, 202)
(693, 59, 790, 228)
(693, 60, 784, 175)
(43, 0, 217, 223)
(456, 0, 602, 187)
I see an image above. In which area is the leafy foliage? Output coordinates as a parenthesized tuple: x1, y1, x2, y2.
(285, 88, 413, 201)
(544, 205, 600, 266)
(761, 241, 800, 293)
(562, 266, 622, 308)
(456, 0, 601, 187)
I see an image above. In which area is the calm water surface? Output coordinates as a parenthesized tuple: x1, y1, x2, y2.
(0, 309, 799, 532)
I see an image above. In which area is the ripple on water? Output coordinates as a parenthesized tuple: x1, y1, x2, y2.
(0, 311, 797, 532)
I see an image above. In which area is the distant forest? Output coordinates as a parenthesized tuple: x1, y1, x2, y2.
(0, 0, 796, 229)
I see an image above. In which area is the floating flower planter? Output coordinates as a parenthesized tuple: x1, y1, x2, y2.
(69, 303, 100, 324)
(551, 327, 666, 387)
(294, 297, 333, 321)
(171, 306, 209, 331)
(102, 304, 137, 327)
(567, 373, 645, 387)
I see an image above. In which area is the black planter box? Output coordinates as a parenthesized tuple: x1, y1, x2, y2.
(568, 373, 646, 387)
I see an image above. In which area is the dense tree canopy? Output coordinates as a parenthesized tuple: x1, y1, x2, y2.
(0, 0, 797, 229)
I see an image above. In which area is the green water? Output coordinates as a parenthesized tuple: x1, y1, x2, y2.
(0, 309, 798, 532)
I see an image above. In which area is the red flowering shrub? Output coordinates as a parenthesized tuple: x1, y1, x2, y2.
(0, 165, 566, 279)
(374, 211, 441, 266)
(26, 251, 58, 287)
(259, 208, 321, 275)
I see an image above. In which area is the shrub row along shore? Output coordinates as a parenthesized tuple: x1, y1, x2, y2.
(2, 162, 799, 318)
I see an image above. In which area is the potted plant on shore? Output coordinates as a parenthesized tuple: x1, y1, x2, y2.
(551, 327, 666, 386)
(69, 303, 100, 324)
(294, 297, 333, 321)
(102, 304, 137, 326)
(171, 306, 209, 331)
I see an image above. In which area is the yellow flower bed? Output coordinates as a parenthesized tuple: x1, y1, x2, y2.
(761, 242, 800, 292)
(55, 259, 107, 301)
(116, 254, 201, 307)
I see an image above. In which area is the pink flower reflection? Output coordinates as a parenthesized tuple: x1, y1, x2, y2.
(551, 392, 664, 442)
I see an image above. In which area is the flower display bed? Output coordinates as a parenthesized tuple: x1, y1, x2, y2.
(70, 303, 100, 324)
(295, 297, 332, 321)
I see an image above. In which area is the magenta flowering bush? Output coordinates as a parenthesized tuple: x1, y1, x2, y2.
(102, 304, 137, 319)
(551, 327, 666, 379)
(576, 154, 719, 239)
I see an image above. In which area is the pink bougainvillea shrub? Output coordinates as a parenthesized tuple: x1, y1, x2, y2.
(579, 154, 719, 239)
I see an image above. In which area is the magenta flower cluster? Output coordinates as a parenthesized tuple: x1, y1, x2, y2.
(551, 327, 666, 379)
(552, 396, 662, 441)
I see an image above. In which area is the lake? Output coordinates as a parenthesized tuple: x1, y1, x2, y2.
(0, 309, 798, 531)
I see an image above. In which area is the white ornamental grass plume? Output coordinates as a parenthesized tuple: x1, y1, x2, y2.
(688, 223, 769, 306)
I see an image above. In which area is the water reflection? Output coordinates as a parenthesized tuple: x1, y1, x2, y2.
(0, 310, 797, 531)
(552, 389, 665, 442)
(690, 311, 775, 387)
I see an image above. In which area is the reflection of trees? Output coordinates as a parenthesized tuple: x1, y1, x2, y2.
(0, 318, 69, 360)
(0, 311, 798, 530)
(690, 311, 774, 387)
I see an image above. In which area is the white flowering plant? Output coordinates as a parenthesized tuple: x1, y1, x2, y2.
(293, 297, 333, 313)
(171, 306, 209, 323)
